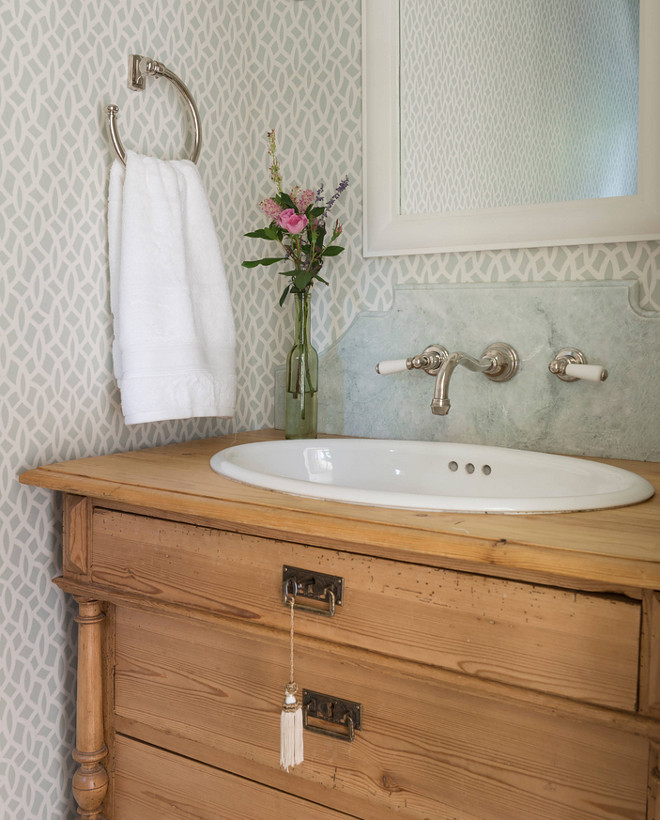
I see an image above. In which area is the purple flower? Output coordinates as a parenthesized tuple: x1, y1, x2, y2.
(324, 176, 350, 215)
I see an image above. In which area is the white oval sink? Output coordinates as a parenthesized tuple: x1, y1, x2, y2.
(210, 439, 654, 514)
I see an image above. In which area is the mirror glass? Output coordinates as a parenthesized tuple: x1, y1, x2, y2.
(363, 0, 660, 256)
(400, 0, 639, 215)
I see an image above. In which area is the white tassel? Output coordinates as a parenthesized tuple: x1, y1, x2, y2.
(280, 591, 304, 772)
(280, 682, 304, 772)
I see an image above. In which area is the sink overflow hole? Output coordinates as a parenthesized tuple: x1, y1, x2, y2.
(465, 463, 475, 474)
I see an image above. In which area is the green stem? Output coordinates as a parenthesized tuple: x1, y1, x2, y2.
(286, 290, 318, 439)
(293, 291, 315, 415)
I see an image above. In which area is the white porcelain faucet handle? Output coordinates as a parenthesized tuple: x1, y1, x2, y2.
(549, 348, 608, 382)
(375, 358, 409, 375)
(564, 363, 608, 382)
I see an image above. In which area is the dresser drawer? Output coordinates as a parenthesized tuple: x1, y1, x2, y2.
(113, 734, 350, 819)
(92, 509, 641, 709)
(114, 606, 648, 820)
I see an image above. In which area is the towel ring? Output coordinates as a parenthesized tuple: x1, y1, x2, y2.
(106, 54, 202, 166)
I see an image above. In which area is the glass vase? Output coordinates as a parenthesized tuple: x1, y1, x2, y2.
(285, 290, 318, 439)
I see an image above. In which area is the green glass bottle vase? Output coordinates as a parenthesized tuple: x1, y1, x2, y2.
(285, 290, 318, 439)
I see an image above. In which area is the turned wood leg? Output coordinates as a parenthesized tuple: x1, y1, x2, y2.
(72, 598, 108, 819)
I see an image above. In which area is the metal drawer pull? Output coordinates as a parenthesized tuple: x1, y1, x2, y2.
(302, 690, 362, 742)
(282, 566, 344, 617)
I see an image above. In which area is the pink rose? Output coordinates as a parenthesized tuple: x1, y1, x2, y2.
(278, 208, 309, 234)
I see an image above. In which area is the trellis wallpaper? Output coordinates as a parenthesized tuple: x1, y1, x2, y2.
(400, 0, 640, 212)
(1, 1, 658, 817)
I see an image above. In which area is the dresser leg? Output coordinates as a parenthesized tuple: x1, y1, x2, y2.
(72, 598, 109, 819)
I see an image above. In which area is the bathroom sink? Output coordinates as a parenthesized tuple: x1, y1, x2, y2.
(209, 439, 654, 514)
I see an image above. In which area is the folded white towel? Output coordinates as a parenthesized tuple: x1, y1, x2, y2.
(108, 150, 236, 424)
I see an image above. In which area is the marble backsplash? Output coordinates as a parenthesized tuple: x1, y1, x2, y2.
(276, 281, 659, 461)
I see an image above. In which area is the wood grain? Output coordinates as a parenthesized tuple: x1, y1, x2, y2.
(640, 590, 660, 717)
(30, 431, 660, 818)
(648, 743, 660, 820)
(100, 603, 115, 820)
(64, 494, 90, 576)
(113, 605, 648, 820)
(72, 598, 108, 820)
(91, 508, 641, 710)
(113, 735, 351, 819)
(20, 430, 660, 589)
(54, 575, 660, 739)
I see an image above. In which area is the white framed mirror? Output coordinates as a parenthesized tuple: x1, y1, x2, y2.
(363, 0, 660, 256)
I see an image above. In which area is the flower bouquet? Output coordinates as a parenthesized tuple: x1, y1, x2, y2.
(242, 130, 349, 306)
(243, 131, 349, 438)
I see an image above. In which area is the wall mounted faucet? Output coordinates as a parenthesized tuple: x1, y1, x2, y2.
(548, 348, 608, 382)
(376, 342, 519, 415)
(375, 344, 448, 377)
(431, 343, 519, 415)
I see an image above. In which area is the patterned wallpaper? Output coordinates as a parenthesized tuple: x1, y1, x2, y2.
(1, 1, 658, 817)
(1, 1, 250, 816)
(400, 0, 640, 212)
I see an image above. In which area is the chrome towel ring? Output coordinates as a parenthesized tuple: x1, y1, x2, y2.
(106, 54, 202, 166)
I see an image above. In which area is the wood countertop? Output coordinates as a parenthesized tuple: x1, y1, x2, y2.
(19, 430, 660, 591)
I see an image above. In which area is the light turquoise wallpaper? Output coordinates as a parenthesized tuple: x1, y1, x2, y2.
(1, 1, 251, 816)
(1, 1, 658, 817)
(400, 0, 640, 212)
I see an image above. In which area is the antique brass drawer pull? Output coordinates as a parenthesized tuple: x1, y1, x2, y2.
(282, 566, 344, 617)
(302, 689, 362, 742)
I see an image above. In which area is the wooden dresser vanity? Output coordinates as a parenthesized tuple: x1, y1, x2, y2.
(20, 430, 660, 819)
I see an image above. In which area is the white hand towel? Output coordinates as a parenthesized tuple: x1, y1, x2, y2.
(108, 150, 236, 424)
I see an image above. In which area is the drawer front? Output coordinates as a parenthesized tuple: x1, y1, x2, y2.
(92, 509, 641, 709)
(113, 734, 349, 819)
(114, 606, 648, 820)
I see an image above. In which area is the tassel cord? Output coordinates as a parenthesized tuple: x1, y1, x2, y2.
(289, 590, 295, 685)
(280, 587, 304, 771)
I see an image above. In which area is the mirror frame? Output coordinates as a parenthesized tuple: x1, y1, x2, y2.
(363, 0, 660, 257)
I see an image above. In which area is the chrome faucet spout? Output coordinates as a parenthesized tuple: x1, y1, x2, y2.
(376, 341, 518, 416)
(431, 351, 492, 415)
(430, 343, 519, 415)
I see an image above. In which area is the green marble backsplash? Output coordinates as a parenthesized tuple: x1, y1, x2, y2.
(277, 281, 659, 461)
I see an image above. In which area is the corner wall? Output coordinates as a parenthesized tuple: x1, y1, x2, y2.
(1, 2, 252, 815)
(1, 1, 657, 816)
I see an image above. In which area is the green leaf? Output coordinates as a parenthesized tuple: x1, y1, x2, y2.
(279, 193, 295, 210)
(241, 257, 286, 268)
(309, 206, 325, 218)
(245, 226, 281, 241)
(293, 272, 314, 291)
(313, 273, 329, 285)
(321, 245, 345, 257)
(279, 286, 290, 306)
(276, 269, 298, 277)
